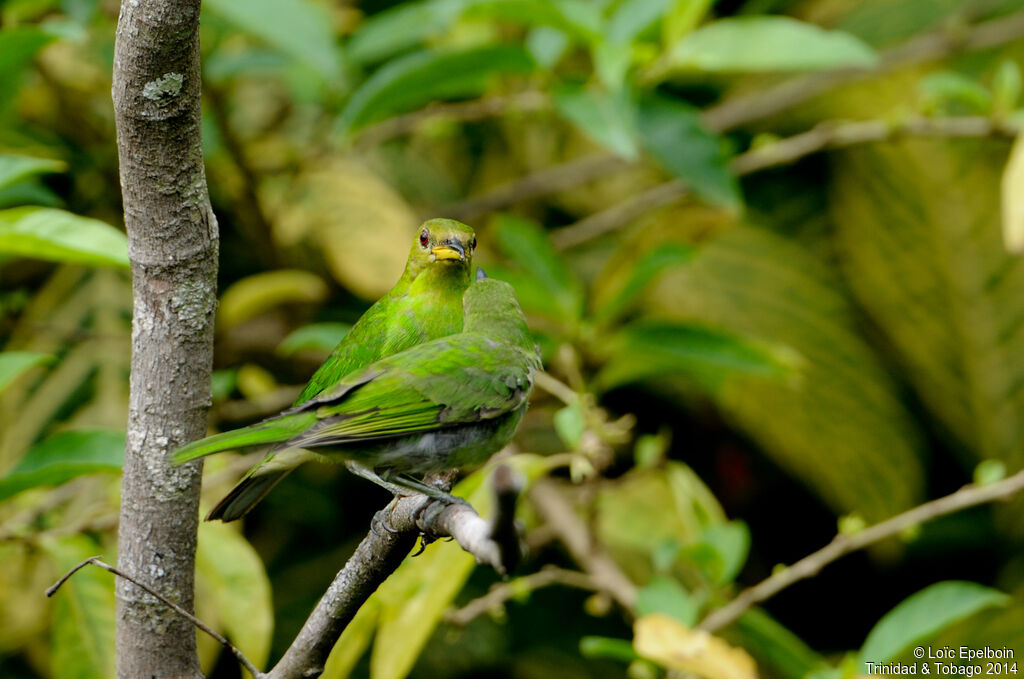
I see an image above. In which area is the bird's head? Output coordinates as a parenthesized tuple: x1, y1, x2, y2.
(405, 218, 476, 280)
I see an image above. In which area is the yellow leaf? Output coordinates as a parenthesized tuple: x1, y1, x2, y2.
(274, 160, 415, 300)
(1001, 133, 1024, 254)
(634, 614, 758, 679)
(218, 269, 329, 330)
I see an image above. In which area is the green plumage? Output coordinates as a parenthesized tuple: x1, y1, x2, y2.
(173, 228, 540, 523)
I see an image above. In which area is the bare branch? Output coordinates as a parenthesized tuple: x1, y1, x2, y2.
(529, 480, 637, 611)
(446, 566, 598, 626)
(551, 115, 1020, 250)
(698, 468, 1024, 633)
(47, 556, 264, 679)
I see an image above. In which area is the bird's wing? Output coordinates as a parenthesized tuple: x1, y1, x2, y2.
(285, 335, 535, 449)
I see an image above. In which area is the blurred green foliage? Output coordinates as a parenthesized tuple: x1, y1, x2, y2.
(2, 0, 1024, 678)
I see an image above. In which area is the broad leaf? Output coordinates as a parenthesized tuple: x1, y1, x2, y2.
(0, 351, 52, 394)
(594, 320, 795, 393)
(860, 581, 1009, 669)
(580, 636, 640, 662)
(636, 97, 740, 210)
(195, 522, 274, 669)
(670, 16, 877, 73)
(592, 242, 695, 325)
(647, 224, 927, 520)
(692, 520, 749, 585)
(0, 207, 129, 268)
(347, 0, 466, 65)
(338, 46, 535, 135)
(42, 535, 116, 679)
(0, 155, 65, 192)
(278, 323, 351, 356)
(554, 85, 638, 160)
(0, 429, 124, 502)
(830, 137, 1024, 515)
(204, 0, 342, 81)
(218, 270, 329, 330)
(636, 575, 698, 626)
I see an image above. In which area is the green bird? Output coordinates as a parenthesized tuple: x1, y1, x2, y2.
(173, 275, 540, 520)
(175, 218, 476, 520)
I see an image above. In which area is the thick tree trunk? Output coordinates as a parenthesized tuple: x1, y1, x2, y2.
(112, 1, 217, 677)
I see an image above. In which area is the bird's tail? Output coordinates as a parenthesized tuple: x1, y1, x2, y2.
(206, 467, 293, 522)
(171, 412, 318, 464)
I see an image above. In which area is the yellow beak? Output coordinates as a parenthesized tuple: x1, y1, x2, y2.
(432, 245, 465, 261)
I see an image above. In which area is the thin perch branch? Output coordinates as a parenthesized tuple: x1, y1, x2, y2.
(47, 556, 264, 679)
(698, 468, 1024, 633)
(267, 466, 522, 679)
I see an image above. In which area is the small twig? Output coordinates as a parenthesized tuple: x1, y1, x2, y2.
(529, 479, 637, 611)
(357, 91, 550, 147)
(551, 114, 1020, 249)
(46, 556, 265, 679)
(438, 153, 628, 222)
(698, 468, 1024, 633)
(534, 371, 579, 406)
(446, 566, 598, 626)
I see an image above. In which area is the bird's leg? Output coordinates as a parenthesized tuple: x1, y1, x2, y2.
(346, 461, 412, 497)
(380, 470, 471, 508)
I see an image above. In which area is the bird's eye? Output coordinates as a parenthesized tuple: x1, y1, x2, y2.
(419, 229, 429, 247)
(470, 237, 477, 251)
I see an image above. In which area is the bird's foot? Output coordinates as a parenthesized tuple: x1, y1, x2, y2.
(383, 471, 471, 509)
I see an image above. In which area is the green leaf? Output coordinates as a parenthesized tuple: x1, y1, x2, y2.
(636, 97, 740, 210)
(695, 520, 749, 585)
(347, 0, 466, 65)
(669, 16, 878, 72)
(338, 45, 535, 135)
(0, 207, 129, 268)
(919, 71, 992, 114)
(607, 0, 672, 44)
(278, 322, 351, 356)
(553, 402, 585, 449)
(554, 85, 638, 160)
(0, 27, 56, 115)
(661, 0, 712, 48)
(596, 462, 726, 583)
(635, 574, 698, 626)
(526, 26, 570, 68)
(0, 429, 124, 502)
(0, 351, 52, 394)
(580, 636, 640, 662)
(592, 241, 695, 325)
(195, 522, 274, 669)
(42, 535, 116, 679)
(860, 581, 1010, 669)
(463, 0, 602, 42)
(492, 215, 585, 322)
(594, 321, 795, 393)
(0, 155, 66, 192)
(647, 224, 927, 520)
(204, 0, 342, 81)
(830, 135, 1024, 518)
(218, 270, 329, 330)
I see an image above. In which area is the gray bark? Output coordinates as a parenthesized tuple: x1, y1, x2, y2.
(112, 1, 218, 677)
